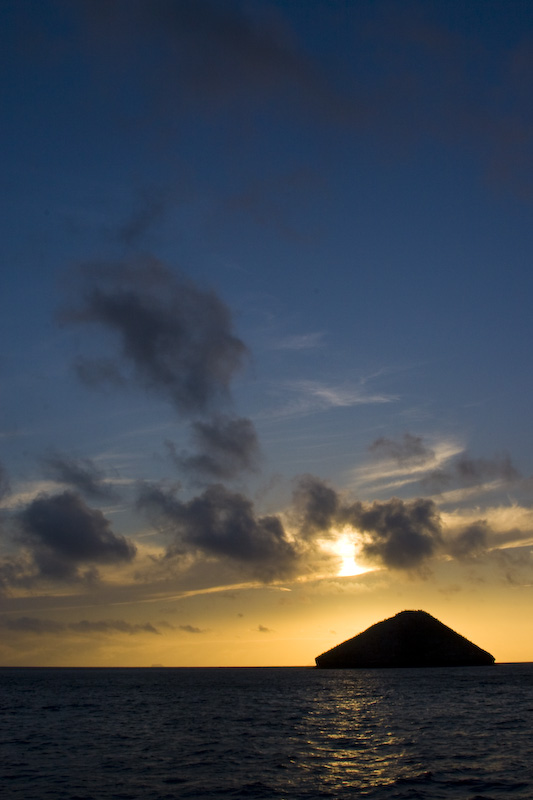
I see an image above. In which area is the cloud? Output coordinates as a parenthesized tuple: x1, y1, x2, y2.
(369, 433, 435, 466)
(70, 619, 159, 635)
(136, 474, 450, 578)
(0, 557, 33, 593)
(257, 624, 272, 633)
(441, 504, 533, 559)
(447, 521, 490, 560)
(293, 476, 470, 572)
(178, 624, 205, 634)
(0, 462, 10, 500)
(0, 616, 159, 635)
(272, 331, 326, 351)
(131, 465, 533, 581)
(266, 379, 396, 420)
(41, 451, 117, 500)
(353, 437, 521, 500)
(331, 485, 531, 572)
(290, 380, 395, 409)
(344, 497, 443, 571)
(94, 0, 533, 195)
(17, 491, 136, 580)
(0, 616, 65, 634)
(168, 415, 260, 481)
(455, 454, 520, 483)
(441, 503, 533, 535)
(424, 453, 521, 491)
(77, 0, 331, 116)
(292, 474, 339, 538)
(137, 482, 299, 581)
(61, 259, 248, 416)
(355, 5, 533, 196)
(13, 1, 533, 199)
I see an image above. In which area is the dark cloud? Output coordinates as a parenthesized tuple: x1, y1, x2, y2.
(357, 5, 533, 195)
(369, 433, 435, 466)
(424, 453, 521, 491)
(292, 474, 339, 538)
(178, 624, 205, 634)
(17, 491, 136, 580)
(11, 1, 533, 198)
(257, 624, 272, 633)
(137, 474, 450, 578)
(77, 0, 330, 116)
(42, 451, 117, 501)
(98, 0, 533, 194)
(422, 468, 451, 489)
(168, 415, 260, 481)
(293, 476, 444, 571)
(0, 617, 159, 635)
(69, 619, 159, 635)
(136, 463, 530, 579)
(0, 552, 38, 594)
(138, 482, 298, 581)
(488, 527, 533, 548)
(447, 521, 490, 560)
(344, 497, 443, 571)
(0, 462, 10, 500)
(61, 259, 248, 416)
(0, 616, 65, 634)
(455, 454, 520, 483)
(442, 524, 533, 583)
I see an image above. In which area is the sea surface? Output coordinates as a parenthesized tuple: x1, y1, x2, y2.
(1, 664, 532, 800)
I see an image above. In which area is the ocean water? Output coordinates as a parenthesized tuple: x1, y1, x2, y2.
(1, 664, 532, 800)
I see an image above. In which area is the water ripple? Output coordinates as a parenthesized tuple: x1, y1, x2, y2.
(1, 665, 532, 799)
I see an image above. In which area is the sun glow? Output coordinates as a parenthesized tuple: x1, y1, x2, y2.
(331, 531, 373, 577)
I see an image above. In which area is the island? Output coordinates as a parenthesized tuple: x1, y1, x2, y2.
(315, 610, 495, 668)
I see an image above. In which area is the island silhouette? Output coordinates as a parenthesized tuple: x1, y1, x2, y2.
(315, 610, 495, 668)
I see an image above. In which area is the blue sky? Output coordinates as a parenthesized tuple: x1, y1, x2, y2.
(1, 0, 533, 665)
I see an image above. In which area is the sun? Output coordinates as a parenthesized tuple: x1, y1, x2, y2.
(331, 531, 373, 577)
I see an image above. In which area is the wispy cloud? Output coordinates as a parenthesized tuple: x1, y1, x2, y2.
(262, 379, 396, 420)
(0, 481, 62, 510)
(350, 431, 524, 505)
(441, 503, 533, 545)
(271, 332, 326, 351)
(349, 437, 462, 495)
(426, 481, 523, 507)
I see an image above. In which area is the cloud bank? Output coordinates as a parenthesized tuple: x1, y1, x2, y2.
(0, 616, 159, 636)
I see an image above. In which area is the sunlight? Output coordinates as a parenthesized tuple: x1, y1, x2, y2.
(331, 531, 373, 577)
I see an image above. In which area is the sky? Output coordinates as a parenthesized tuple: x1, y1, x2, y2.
(2, 0, 533, 666)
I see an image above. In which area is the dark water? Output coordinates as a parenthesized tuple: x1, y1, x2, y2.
(1, 664, 532, 800)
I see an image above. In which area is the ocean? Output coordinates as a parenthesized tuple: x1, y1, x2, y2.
(1, 664, 532, 800)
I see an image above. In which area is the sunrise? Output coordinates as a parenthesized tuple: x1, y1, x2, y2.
(1, 0, 533, 797)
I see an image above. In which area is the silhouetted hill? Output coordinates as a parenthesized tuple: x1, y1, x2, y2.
(315, 610, 495, 668)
